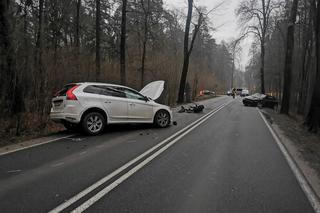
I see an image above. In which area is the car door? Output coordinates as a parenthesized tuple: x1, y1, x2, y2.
(123, 88, 154, 122)
(98, 86, 128, 122)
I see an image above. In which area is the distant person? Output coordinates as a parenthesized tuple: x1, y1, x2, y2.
(232, 88, 236, 99)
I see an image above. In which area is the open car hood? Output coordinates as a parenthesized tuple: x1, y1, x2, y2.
(140, 80, 164, 100)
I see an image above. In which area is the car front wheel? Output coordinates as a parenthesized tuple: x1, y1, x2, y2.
(82, 112, 106, 135)
(154, 110, 170, 128)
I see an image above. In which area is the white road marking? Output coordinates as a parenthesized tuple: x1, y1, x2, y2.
(70, 101, 232, 213)
(51, 162, 65, 168)
(258, 109, 320, 213)
(49, 100, 233, 213)
(79, 151, 87, 155)
(0, 134, 76, 156)
(6, 169, 22, 173)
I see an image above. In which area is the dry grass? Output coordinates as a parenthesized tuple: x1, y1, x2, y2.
(0, 113, 64, 147)
(263, 108, 320, 177)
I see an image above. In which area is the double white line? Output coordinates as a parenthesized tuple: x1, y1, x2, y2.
(49, 100, 232, 213)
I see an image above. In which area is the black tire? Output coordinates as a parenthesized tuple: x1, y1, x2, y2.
(154, 110, 170, 128)
(63, 122, 79, 132)
(81, 112, 106, 135)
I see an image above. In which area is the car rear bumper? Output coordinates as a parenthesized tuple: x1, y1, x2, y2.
(50, 112, 81, 124)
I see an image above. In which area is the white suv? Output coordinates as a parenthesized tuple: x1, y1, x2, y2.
(50, 81, 172, 135)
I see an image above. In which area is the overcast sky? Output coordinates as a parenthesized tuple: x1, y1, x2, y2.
(163, 0, 252, 70)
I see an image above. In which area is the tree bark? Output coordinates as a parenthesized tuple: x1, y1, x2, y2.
(280, 0, 299, 114)
(305, 0, 320, 132)
(75, 0, 81, 78)
(0, 0, 15, 113)
(140, 0, 150, 89)
(76, 0, 81, 51)
(35, 0, 45, 113)
(120, 0, 127, 85)
(177, 0, 193, 103)
(260, 42, 266, 94)
(95, 0, 101, 81)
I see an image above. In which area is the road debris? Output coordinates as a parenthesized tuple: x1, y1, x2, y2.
(178, 103, 204, 113)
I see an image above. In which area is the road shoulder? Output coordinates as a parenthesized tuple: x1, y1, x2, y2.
(0, 133, 75, 156)
(260, 108, 320, 200)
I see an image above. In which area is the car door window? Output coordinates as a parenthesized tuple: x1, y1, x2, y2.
(123, 89, 146, 101)
(100, 86, 126, 98)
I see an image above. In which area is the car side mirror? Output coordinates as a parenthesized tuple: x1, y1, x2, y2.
(144, 96, 149, 102)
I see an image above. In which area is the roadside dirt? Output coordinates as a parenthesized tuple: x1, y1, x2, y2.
(261, 108, 320, 198)
(0, 115, 65, 148)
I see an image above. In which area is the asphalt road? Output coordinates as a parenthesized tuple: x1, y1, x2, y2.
(0, 96, 315, 213)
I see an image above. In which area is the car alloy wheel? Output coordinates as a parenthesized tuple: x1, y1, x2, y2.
(82, 112, 105, 135)
(155, 110, 170, 127)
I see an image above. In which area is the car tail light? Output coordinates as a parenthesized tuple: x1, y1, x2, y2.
(66, 85, 79, 100)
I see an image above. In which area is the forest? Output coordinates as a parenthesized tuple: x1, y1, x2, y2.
(0, 0, 234, 137)
(0, 0, 320, 138)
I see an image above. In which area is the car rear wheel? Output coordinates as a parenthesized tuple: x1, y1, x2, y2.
(82, 112, 105, 135)
(154, 110, 170, 128)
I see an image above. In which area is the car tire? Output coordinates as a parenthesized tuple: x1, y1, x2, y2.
(154, 110, 170, 128)
(63, 122, 79, 132)
(82, 112, 106, 135)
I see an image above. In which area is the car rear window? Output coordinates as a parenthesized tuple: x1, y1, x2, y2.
(56, 84, 78, 96)
(83, 85, 126, 98)
(83, 85, 105, 95)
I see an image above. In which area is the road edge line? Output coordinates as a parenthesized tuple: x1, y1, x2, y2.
(49, 100, 232, 213)
(258, 109, 320, 213)
(0, 134, 76, 157)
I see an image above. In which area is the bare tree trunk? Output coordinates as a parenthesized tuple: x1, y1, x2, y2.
(75, 0, 81, 79)
(140, 0, 150, 89)
(298, 25, 312, 114)
(0, 0, 15, 113)
(305, 0, 320, 132)
(76, 0, 81, 52)
(95, 0, 101, 81)
(120, 0, 127, 85)
(260, 42, 266, 94)
(177, 0, 193, 103)
(231, 53, 235, 89)
(281, 0, 299, 114)
(177, 7, 202, 103)
(35, 0, 45, 114)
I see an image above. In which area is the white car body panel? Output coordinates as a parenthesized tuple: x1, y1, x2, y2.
(128, 99, 155, 121)
(100, 96, 128, 122)
(50, 82, 172, 126)
(140, 80, 164, 100)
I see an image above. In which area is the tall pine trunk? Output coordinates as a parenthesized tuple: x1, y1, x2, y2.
(140, 0, 150, 89)
(281, 0, 299, 114)
(177, 0, 193, 103)
(305, 0, 320, 132)
(95, 0, 101, 81)
(75, 0, 81, 78)
(120, 0, 127, 85)
(35, 0, 46, 114)
(0, 0, 15, 113)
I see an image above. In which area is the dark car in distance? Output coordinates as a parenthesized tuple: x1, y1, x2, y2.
(243, 93, 278, 108)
